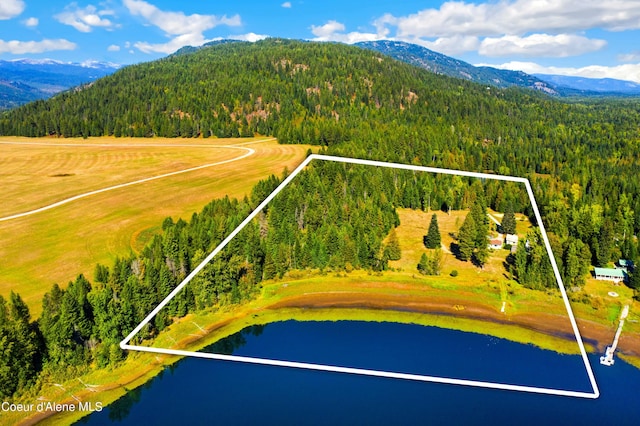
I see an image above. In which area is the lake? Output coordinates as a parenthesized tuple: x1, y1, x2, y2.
(79, 320, 640, 425)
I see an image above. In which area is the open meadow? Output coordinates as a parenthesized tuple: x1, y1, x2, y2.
(0, 136, 313, 315)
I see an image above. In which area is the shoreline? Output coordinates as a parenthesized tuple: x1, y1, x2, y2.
(17, 287, 640, 425)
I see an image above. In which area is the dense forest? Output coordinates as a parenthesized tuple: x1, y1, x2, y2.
(2, 39, 640, 401)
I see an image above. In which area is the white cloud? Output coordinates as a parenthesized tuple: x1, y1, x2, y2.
(479, 34, 607, 58)
(134, 33, 210, 54)
(281, 2, 292, 8)
(124, 0, 241, 54)
(480, 61, 640, 84)
(310, 20, 386, 44)
(0, 38, 77, 54)
(360, 0, 640, 58)
(308, 20, 476, 56)
(229, 33, 269, 43)
(0, 0, 24, 20)
(23, 17, 38, 28)
(311, 20, 346, 38)
(308, 1, 632, 58)
(377, 0, 640, 39)
(107, 44, 120, 51)
(55, 3, 117, 32)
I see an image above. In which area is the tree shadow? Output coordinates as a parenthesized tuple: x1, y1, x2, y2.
(450, 242, 461, 259)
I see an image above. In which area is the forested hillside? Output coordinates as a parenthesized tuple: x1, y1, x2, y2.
(2, 39, 640, 403)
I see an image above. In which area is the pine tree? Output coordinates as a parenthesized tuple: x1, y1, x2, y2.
(263, 251, 276, 280)
(94, 263, 110, 284)
(501, 204, 516, 235)
(457, 213, 476, 261)
(596, 222, 613, 267)
(470, 201, 488, 249)
(417, 253, 430, 275)
(424, 214, 441, 249)
(430, 247, 443, 275)
(473, 246, 489, 268)
(385, 228, 402, 260)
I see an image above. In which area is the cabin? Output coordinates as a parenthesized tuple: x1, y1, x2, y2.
(505, 234, 519, 246)
(488, 237, 503, 250)
(593, 267, 627, 283)
(616, 259, 634, 273)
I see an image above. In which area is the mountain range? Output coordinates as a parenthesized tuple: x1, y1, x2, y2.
(2, 39, 640, 112)
(0, 59, 121, 110)
(355, 40, 640, 97)
(533, 73, 640, 95)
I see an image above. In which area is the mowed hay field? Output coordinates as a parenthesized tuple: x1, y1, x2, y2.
(0, 136, 313, 315)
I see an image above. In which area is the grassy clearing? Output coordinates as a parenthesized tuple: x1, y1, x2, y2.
(387, 208, 543, 308)
(0, 137, 314, 315)
(569, 277, 640, 335)
(387, 208, 640, 345)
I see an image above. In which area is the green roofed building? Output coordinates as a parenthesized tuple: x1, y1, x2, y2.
(593, 267, 627, 283)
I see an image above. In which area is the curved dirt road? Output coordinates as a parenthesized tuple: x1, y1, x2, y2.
(0, 138, 274, 222)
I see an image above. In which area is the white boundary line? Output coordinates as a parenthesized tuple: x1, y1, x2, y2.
(0, 138, 275, 222)
(121, 154, 600, 399)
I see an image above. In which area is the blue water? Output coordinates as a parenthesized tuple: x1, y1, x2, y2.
(80, 320, 640, 425)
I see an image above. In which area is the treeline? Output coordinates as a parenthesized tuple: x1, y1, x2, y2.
(1, 158, 537, 400)
(3, 39, 640, 400)
(2, 38, 640, 270)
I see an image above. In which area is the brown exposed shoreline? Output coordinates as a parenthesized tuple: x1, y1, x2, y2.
(268, 291, 640, 358)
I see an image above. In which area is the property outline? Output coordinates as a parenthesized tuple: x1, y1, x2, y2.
(121, 154, 600, 399)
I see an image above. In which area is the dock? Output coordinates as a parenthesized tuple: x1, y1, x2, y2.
(600, 305, 629, 366)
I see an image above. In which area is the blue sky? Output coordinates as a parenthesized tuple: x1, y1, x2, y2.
(2, 0, 640, 82)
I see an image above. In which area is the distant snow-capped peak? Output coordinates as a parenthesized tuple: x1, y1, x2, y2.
(8, 58, 66, 65)
(80, 60, 122, 69)
(4, 58, 121, 69)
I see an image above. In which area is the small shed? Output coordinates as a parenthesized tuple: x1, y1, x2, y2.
(488, 237, 503, 250)
(593, 267, 627, 283)
(505, 234, 519, 246)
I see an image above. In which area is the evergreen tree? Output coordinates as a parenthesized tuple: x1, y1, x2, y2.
(417, 253, 430, 274)
(501, 204, 517, 235)
(430, 247, 443, 275)
(596, 222, 613, 267)
(262, 251, 276, 280)
(473, 246, 489, 268)
(470, 201, 488, 249)
(94, 263, 110, 284)
(385, 228, 402, 261)
(418, 248, 443, 275)
(457, 213, 476, 261)
(0, 293, 41, 397)
(563, 238, 590, 288)
(424, 214, 441, 249)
